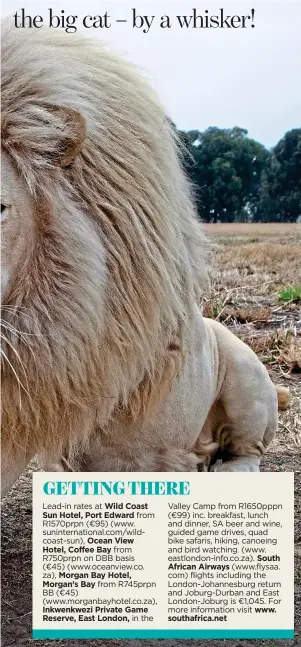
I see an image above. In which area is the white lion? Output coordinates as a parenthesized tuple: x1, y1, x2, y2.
(1, 23, 289, 495)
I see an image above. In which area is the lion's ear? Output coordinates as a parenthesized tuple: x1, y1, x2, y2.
(48, 106, 86, 168)
(51, 105, 86, 167)
(2, 103, 86, 173)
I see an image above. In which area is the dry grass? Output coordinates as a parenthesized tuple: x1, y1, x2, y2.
(219, 242, 301, 270)
(201, 223, 301, 646)
(205, 221, 301, 238)
(202, 223, 301, 379)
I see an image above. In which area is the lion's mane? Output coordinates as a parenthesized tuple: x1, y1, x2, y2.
(1, 23, 208, 460)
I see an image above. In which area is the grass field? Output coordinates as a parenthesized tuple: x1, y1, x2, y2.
(2, 222, 300, 647)
(204, 222, 301, 393)
(202, 222, 301, 470)
(205, 222, 301, 238)
(202, 222, 301, 645)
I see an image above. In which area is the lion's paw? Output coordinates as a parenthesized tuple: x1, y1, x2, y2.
(210, 458, 260, 473)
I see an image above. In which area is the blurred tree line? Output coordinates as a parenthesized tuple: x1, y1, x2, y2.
(176, 125, 301, 222)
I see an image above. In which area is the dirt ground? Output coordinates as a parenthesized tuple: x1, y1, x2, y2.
(1, 223, 300, 646)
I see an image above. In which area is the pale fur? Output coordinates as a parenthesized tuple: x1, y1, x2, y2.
(1, 23, 208, 464)
(1, 24, 289, 493)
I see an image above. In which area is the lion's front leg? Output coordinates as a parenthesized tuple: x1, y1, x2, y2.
(209, 373, 278, 473)
(206, 393, 278, 474)
(201, 318, 280, 474)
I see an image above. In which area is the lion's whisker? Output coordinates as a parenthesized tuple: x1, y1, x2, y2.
(1, 322, 37, 354)
(1, 305, 54, 326)
(2, 305, 34, 317)
(0, 331, 31, 390)
(1, 322, 39, 379)
(0, 346, 28, 409)
(1, 319, 41, 339)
